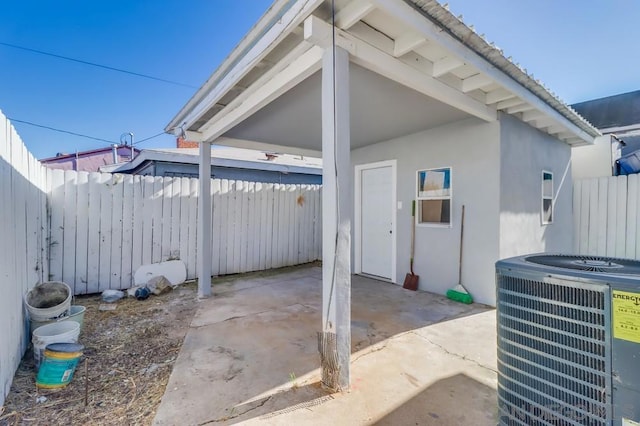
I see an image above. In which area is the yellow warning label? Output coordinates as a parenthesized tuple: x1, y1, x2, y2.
(612, 290, 640, 344)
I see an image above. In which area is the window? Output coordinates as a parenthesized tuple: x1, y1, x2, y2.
(541, 171, 553, 224)
(416, 167, 451, 225)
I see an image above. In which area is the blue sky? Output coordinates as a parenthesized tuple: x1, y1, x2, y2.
(1, 1, 638, 159)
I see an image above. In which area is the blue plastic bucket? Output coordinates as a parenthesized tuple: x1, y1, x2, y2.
(36, 343, 84, 389)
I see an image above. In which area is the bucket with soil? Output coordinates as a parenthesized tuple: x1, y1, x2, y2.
(25, 281, 72, 322)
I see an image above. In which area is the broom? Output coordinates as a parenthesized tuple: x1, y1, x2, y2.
(446, 205, 473, 304)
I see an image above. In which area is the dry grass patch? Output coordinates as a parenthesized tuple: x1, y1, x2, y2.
(1, 282, 198, 426)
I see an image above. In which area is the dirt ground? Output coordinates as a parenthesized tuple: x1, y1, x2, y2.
(0, 281, 198, 426)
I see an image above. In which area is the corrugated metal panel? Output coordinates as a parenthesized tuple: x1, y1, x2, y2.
(407, 0, 600, 139)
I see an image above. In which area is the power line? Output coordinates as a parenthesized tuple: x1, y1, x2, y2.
(0, 41, 198, 89)
(9, 118, 117, 144)
(134, 131, 166, 145)
(9, 117, 169, 146)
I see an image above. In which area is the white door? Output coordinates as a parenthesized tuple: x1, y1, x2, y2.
(359, 164, 394, 280)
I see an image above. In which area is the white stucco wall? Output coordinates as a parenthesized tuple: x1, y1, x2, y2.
(351, 118, 501, 306)
(571, 134, 615, 180)
(499, 113, 574, 261)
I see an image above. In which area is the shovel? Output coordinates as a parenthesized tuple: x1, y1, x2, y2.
(403, 200, 419, 291)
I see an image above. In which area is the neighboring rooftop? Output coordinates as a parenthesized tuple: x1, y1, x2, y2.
(40, 145, 139, 172)
(572, 90, 640, 131)
(572, 90, 640, 154)
(100, 145, 322, 176)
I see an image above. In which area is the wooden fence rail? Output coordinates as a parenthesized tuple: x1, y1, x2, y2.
(47, 170, 322, 294)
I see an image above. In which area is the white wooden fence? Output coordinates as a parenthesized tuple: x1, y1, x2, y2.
(573, 174, 640, 259)
(0, 112, 49, 406)
(0, 113, 321, 405)
(47, 171, 322, 294)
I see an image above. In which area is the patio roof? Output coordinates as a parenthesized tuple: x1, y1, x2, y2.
(166, 0, 600, 147)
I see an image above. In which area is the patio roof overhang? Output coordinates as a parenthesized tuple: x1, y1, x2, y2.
(166, 0, 601, 148)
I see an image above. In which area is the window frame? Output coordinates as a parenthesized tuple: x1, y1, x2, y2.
(541, 170, 554, 225)
(415, 167, 453, 228)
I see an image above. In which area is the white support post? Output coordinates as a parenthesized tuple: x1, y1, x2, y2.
(320, 45, 351, 391)
(198, 141, 212, 298)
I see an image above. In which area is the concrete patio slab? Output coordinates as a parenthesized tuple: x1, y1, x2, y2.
(154, 265, 498, 425)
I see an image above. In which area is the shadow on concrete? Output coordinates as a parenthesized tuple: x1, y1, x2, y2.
(374, 373, 498, 425)
(224, 381, 333, 424)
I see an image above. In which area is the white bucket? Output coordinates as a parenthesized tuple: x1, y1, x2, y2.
(30, 305, 87, 335)
(25, 281, 72, 322)
(32, 321, 80, 370)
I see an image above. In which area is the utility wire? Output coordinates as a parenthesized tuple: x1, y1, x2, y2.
(134, 131, 166, 145)
(0, 41, 198, 89)
(8, 118, 117, 144)
(9, 117, 168, 146)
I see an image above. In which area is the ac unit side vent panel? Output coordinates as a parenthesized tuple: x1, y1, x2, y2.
(497, 273, 610, 425)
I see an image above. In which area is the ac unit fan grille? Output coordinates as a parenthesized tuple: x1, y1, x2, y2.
(526, 254, 640, 274)
(497, 275, 610, 425)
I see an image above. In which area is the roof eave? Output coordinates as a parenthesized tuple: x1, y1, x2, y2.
(169, 0, 601, 146)
(165, 0, 304, 134)
(406, 0, 600, 143)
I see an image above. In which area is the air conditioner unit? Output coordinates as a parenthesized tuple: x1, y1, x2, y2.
(496, 254, 640, 426)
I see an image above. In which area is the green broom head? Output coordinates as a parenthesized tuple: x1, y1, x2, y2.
(446, 284, 473, 304)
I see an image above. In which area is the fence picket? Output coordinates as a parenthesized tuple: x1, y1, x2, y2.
(121, 174, 134, 287)
(151, 177, 164, 263)
(586, 178, 598, 255)
(636, 177, 640, 259)
(272, 184, 281, 268)
(251, 182, 261, 272)
(264, 183, 274, 270)
(596, 178, 608, 256)
(170, 177, 181, 260)
(161, 177, 173, 261)
(239, 181, 249, 273)
(227, 180, 237, 274)
(98, 173, 113, 291)
(141, 176, 155, 266)
(211, 179, 221, 276)
(86, 172, 102, 293)
(109, 175, 124, 289)
(49, 169, 65, 281)
(74, 172, 89, 293)
(179, 178, 191, 273)
(626, 174, 638, 259)
(62, 171, 77, 285)
(232, 181, 243, 274)
(187, 178, 198, 279)
(615, 176, 628, 258)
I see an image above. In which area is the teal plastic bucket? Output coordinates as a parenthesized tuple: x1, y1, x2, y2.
(36, 343, 84, 389)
